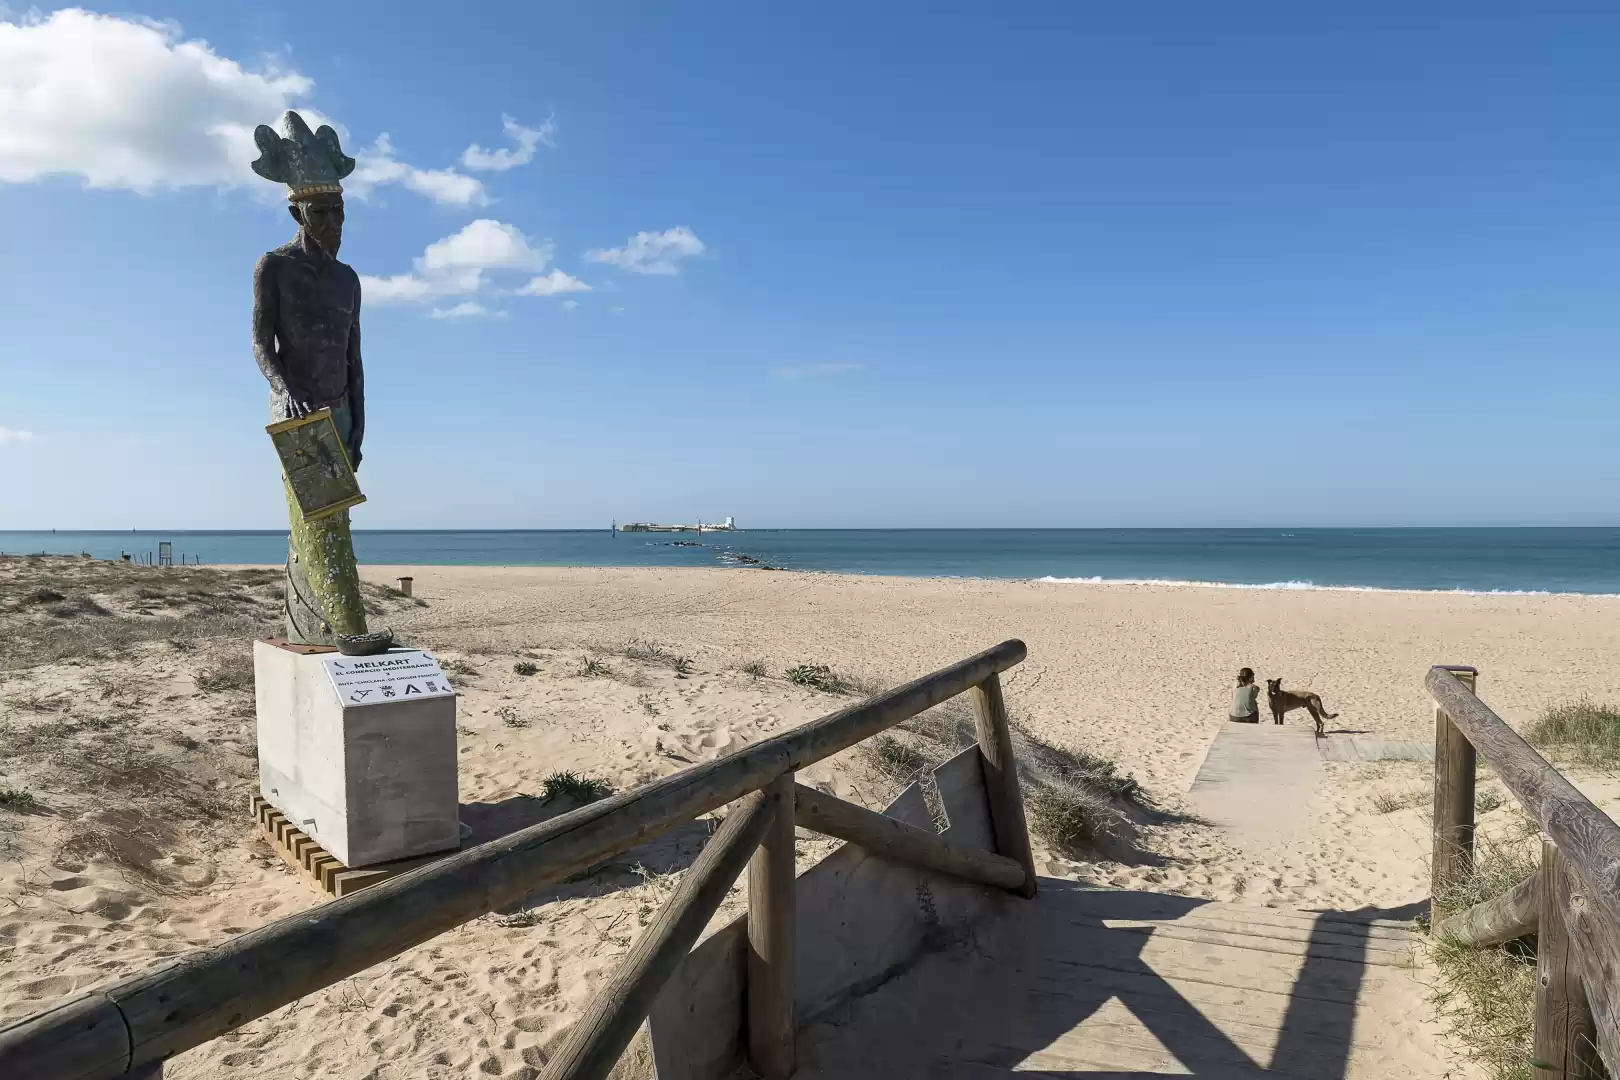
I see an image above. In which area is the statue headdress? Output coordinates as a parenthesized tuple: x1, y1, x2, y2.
(250, 111, 356, 200)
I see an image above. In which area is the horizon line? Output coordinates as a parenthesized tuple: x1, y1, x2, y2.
(4, 524, 1620, 534)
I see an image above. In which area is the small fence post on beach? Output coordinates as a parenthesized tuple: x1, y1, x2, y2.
(1431, 666, 1479, 905)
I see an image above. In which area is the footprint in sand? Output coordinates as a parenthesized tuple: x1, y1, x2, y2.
(56, 886, 142, 922)
(15, 974, 79, 1000)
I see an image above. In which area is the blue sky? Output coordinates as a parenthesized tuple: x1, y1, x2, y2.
(2, 2, 1616, 529)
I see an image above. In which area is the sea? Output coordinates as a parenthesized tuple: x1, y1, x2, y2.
(2, 528, 1617, 596)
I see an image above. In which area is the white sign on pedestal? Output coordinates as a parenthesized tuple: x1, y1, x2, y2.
(322, 650, 454, 707)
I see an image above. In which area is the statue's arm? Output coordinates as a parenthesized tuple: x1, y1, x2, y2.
(251, 255, 285, 390)
(347, 272, 365, 465)
(252, 255, 311, 416)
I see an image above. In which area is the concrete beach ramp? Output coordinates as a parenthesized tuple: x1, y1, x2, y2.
(792, 881, 1443, 1078)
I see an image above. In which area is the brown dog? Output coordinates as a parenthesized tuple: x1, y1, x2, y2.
(1266, 678, 1339, 737)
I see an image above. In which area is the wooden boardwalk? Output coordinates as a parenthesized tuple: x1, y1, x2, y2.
(1185, 724, 1433, 854)
(794, 881, 1445, 1078)
(791, 721, 1454, 1078)
(1186, 724, 1324, 852)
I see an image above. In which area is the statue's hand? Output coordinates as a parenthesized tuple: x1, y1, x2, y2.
(269, 378, 314, 420)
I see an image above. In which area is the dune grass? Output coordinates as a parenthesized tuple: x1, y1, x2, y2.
(1526, 698, 1620, 769)
(1425, 815, 1540, 1080)
(618, 639, 694, 676)
(783, 662, 845, 693)
(782, 661, 888, 696)
(194, 653, 254, 694)
(851, 696, 1139, 851)
(541, 771, 614, 803)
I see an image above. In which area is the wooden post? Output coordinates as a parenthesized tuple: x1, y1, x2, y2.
(970, 673, 1038, 899)
(1535, 840, 1601, 1079)
(1432, 666, 1478, 907)
(538, 791, 773, 1080)
(747, 773, 795, 1079)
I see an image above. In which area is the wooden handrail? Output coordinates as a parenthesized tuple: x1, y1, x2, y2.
(1425, 667, 1620, 1078)
(0, 639, 1026, 1080)
(1426, 669, 1620, 935)
(1434, 871, 1537, 948)
(539, 789, 775, 1080)
(793, 783, 1028, 891)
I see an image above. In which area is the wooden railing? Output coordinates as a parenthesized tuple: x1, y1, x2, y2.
(0, 640, 1032, 1080)
(1427, 666, 1620, 1080)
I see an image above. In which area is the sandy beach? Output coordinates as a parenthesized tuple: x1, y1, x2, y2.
(3, 562, 1618, 1077)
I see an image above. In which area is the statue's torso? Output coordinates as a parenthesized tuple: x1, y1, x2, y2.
(265, 242, 359, 407)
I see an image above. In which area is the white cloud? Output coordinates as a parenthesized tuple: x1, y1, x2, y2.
(517, 268, 591, 296)
(348, 134, 487, 207)
(0, 9, 312, 190)
(363, 219, 573, 311)
(586, 226, 705, 275)
(770, 363, 864, 379)
(462, 114, 554, 172)
(0, 9, 486, 206)
(362, 273, 436, 305)
(561, 299, 580, 311)
(429, 301, 496, 320)
(0, 426, 36, 444)
(423, 218, 550, 273)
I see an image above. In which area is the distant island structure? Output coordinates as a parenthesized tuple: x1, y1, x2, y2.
(619, 516, 737, 534)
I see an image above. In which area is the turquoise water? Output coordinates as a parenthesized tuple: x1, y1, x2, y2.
(2, 528, 1617, 595)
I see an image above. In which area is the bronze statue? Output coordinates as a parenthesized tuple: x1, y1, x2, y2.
(251, 111, 388, 654)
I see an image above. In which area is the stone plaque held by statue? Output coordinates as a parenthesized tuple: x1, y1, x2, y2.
(267, 407, 366, 522)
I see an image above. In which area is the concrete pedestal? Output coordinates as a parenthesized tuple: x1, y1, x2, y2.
(253, 640, 460, 868)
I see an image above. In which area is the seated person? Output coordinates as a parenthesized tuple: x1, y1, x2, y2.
(1230, 667, 1260, 723)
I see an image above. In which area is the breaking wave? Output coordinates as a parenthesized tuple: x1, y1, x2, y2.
(1034, 576, 1619, 598)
